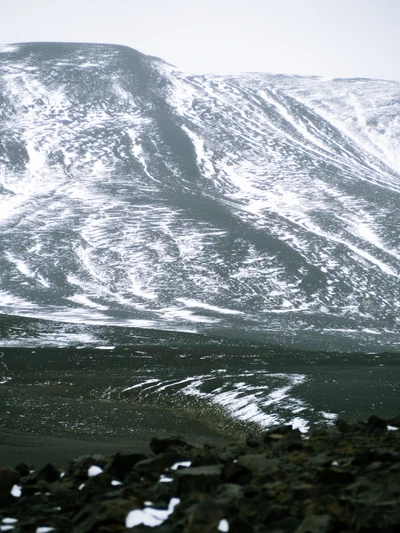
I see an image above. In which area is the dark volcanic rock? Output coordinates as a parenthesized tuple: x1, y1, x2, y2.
(296, 514, 335, 533)
(14, 463, 30, 478)
(317, 467, 355, 485)
(0, 467, 19, 495)
(150, 436, 193, 455)
(388, 414, 400, 427)
(367, 414, 388, 430)
(68, 454, 106, 479)
(135, 452, 189, 475)
(175, 465, 223, 496)
(105, 452, 147, 479)
(36, 463, 61, 483)
(0, 416, 399, 532)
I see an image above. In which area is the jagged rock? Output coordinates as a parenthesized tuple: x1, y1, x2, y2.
(353, 506, 392, 533)
(175, 465, 223, 496)
(317, 467, 355, 485)
(105, 452, 147, 479)
(290, 482, 320, 499)
(371, 447, 399, 462)
(263, 424, 295, 439)
(1, 416, 400, 532)
(245, 434, 261, 448)
(150, 436, 192, 455)
(227, 515, 254, 533)
(73, 497, 133, 533)
(36, 463, 60, 483)
(308, 452, 332, 468)
(82, 472, 115, 495)
(387, 414, 400, 427)
(238, 455, 280, 477)
(262, 503, 291, 522)
(185, 498, 224, 526)
(367, 415, 387, 430)
(335, 419, 364, 433)
(14, 463, 30, 478)
(135, 452, 189, 474)
(21, 478, 50, 496)
(191, 452, 220, 468)
(352, 449, 376, 466)
(0, 467, 19, 495)
(271, 515, 302, 530)
(222, 461, 252, 485)
(295, 513, 335, 533)
(353, 447, 399, 466)
(216, 483, 244, 505)
(68, 455, 106, 479)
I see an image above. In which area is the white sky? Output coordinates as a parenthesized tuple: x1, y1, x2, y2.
(2, 0, 399, 81)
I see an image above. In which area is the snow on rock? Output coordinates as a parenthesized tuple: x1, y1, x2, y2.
(87, 465, 103, 477)
(125, 498, 181, 528)
(0, 42, 400, 351)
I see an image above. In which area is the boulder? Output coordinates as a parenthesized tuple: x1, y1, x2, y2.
(175, 465, 223, 496)
(105, 452, 147, 479)
(0, 467, 19, 495)
(150, 436, 192, 455)
(296, 514, 335, 533)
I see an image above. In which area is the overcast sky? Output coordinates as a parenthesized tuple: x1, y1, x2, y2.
(2, 0, 399, 81)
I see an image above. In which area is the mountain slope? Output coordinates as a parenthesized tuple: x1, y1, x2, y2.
(1, 42, 400, 349)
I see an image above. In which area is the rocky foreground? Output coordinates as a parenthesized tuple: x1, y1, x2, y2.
(0, 416, 400, 533)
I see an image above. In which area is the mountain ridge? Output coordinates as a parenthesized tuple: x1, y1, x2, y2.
(1, 42, 400, 350)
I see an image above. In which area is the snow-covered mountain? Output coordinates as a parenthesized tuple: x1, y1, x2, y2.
(1, 42, 400, 350)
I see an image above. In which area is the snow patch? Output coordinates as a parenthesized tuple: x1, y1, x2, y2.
(125, 497, 180, 528)
(88, 465, 103, 477)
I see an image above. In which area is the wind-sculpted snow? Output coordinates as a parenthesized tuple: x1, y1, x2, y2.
(1, 42, 400, 350)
